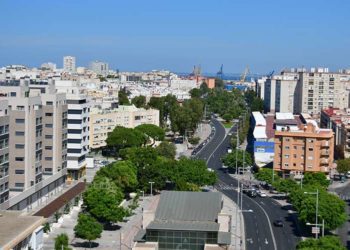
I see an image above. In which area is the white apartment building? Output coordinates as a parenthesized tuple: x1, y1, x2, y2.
(295, 68, 350, 115)
(55, 80, 90, 181)
(263, 74, 298, 113)
(259, 68, 350, 115)
(63, 56, 76, 73)
(89, 105, 159, 149)
(89, 61, 109, 76)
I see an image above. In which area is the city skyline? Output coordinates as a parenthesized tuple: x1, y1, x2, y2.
(1, 0, 350, 73)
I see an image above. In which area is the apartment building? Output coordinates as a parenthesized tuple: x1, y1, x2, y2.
(0, 79, 67, 210)
(263, 74, 298, 113)
(55, 80, 90, 181)
(274, 122, 334, 178)
(258, 68, 350, 115)
(89, 61, 109, 76)
(295, 68, 350, 115)
(63, 56, 76, 73)
(0, 100, 10, 205)
(89, 105, 159, 149)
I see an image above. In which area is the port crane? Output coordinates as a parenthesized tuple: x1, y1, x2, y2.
(216, 64, 224, 79)
(240, 66, 250, 83)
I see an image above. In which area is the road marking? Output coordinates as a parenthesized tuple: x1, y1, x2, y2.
(206, 120, 227, 165)
(260, 201, 265, 205)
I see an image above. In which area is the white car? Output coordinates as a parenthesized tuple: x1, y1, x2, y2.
(257, 191, 267, 197)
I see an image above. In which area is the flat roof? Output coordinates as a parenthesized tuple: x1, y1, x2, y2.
(147, 220, 219, 232)
(275, 112, 294, 120)
(0, 210, 45, 250)
(155, 191, 222, 222)
(253, 126, 267, 139)
(252, 112, 266, 126)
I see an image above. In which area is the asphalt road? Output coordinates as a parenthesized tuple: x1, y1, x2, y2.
(197, 119, 299, 250)
(332, 182, 350, 249)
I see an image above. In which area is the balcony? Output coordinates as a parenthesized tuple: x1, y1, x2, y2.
(321, 149, 329, 156)
(320, 158, 329, 164)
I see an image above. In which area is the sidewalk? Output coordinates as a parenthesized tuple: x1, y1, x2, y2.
(175, 122, 212, 158)
(43, 195, 160, 250)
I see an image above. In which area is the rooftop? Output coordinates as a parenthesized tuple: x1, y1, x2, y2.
(0, 210, 45, 249)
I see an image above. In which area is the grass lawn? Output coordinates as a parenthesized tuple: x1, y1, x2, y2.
(222, 122, 232, 128)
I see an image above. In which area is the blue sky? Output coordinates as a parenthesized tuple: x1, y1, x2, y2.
(0, 0, 349, 73)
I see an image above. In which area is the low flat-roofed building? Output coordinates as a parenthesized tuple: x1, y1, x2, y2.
(0, 210, 46, 250)
(133, 191, 231, 250)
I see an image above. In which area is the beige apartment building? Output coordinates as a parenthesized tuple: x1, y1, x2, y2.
(274, 122, 334, 178)
(0, 79, 68, 210)
(89, 105, 159, 149)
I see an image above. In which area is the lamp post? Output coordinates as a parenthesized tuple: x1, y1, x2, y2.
(148, 181, 154, 196)
(306, 220, 325, 237)
(304, 189, 319, 239)
(235, 128, 239, 175)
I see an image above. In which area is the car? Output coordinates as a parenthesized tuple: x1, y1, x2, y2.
(273, 219, 283, 227)
(247, 189, 257, 198)
(257, 191, 267, 197)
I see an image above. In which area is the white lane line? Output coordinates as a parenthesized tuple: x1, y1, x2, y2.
(206, 120, 227, 165)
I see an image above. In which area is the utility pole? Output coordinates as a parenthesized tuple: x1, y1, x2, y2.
(304, 189, 319, 239)
(149, 181, 154, 196)
(235, 128, 239, 175)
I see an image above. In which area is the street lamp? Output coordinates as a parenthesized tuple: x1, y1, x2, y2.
(304, 189, 319, 239)
(148, 181, 154, 196)
(235, 128, 239, 175)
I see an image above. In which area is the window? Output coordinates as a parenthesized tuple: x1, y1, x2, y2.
(67, 139, 81, 144)
(15, 131, 25, 136)
(284, 154, 289, 158)
(15, 119, 24, 124)
(45, 157, 52, 161)
(285, 146, 290, 150)
(45, 146, 52, 150)
(285, 138, 290, 142)
(284, 163, 289, 167)
(67, 149, 81, 154)
(45, 124, 53, 128)
(293, 146, 297, 149)
(308, 156, 313, 160)
(293, 154, 297, 158)
(309, 148, 313, 151)
(10, 92, 16, 97)
(46, 101, 53, 105)
(68, 109, 82, 114)
(15, 157, 24, 161)
(67, 119, 82, 124)
(15, 170, 24, 174)
(45, 113, 53, 117)
(15, 183, 24, 187)
(45, 135, 53, 139)
(68, 129, 82, 134)
(44, 168, 52, 173)
(15, 144, 24, 149)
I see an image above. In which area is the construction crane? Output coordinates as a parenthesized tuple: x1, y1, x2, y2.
(216, 64, 224, 79)
(240, 66, 250, 83)
(267, 70, 274, 78)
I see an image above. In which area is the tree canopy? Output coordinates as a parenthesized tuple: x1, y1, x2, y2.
(83, 177, 127, 223)
(336, 158, 350, 174)
(74, 213, 103, 248)
(131, 95, 146, 108)
(245, 89, 263, 112)
(118, 88, 130, 105)
(296, 235, 346, 250)
(54, 233, 71, 250)
(106, 126, 147, 152)
(155, 141, 176, 159)
(222, 149, 253, 170)
(135, 124, 165, 142)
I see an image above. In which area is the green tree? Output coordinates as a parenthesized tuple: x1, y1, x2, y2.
(274, 179, 298, 194)
(131, 95, 146, 108)
(83, 177, 127, 224)
(189, 88, 202, 98)
(156, 141, 176, 159)
(118, 89, 130, 105)
(74, 213, 103, 248)
(222, 150, 253, 171)
(336, 158, 350, 174)
(95, 161, 137, 193)
(254, 168, 279, 184)
(222, 113, 233, 123)
(302, 172, 330, 189)
(54, 233, 71, 250)
(106, 126, 147, 153)
(135, 124, 165, 142)
(296, 235, 346, 250)
(199, 82, 210, 95)
(148, 97, 165, 126)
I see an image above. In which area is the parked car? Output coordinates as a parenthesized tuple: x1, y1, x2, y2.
(257, 190, 267, 197)
(273, 219, 283, 227)
(247, 189, 257, 198)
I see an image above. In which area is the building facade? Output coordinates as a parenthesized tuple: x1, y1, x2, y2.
(0, 79, 67, 210)
(63, 56, 76, 73)
(274, 122, 334, 178)
(89, 105, 159, 149)
(89, 61, 109, 76)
